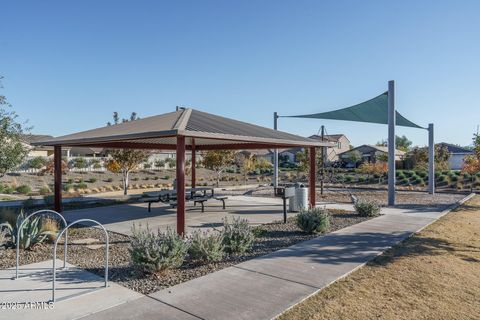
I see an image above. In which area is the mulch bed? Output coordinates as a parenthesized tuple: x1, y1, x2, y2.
(0, 209, 370, 295)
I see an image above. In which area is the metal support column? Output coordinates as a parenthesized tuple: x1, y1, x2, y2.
(387, 80, 396, 206)
(309, 146, 316, 208)
(54, 145, 62, 212)
(428, 123, 435, 194)
(320, 125, 325, 195)
(273, 112, 279, 188)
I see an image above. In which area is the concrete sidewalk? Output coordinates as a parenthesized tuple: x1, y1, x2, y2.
(79, 196, 471, 320)
(0, 260, 142, 320)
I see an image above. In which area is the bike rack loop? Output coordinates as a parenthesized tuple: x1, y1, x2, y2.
(16, 209, 68, 279)
(52, 219, 109, 303)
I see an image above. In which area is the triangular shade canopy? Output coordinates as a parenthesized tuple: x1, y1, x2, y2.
(33, 108, 331, 149)
(286, 92, 424, 129)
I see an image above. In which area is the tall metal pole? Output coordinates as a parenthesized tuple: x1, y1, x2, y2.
(54, 145, 62, 212)
(428, 123, 435, 195)
(273, 112, 279, 188)
(320, 125, 325, 195)
(387, 80, 396, 206)
(309, 146, 316, 208)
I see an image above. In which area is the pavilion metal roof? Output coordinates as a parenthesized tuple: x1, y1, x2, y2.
(33, 108, 331, 150)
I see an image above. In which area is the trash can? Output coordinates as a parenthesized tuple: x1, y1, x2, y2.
(294, 183, 309, 212)
(284, 187, 296, 212)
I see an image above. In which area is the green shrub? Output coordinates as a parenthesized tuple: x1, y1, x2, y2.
(89, 177, 97, 183)
(296, 207, 331, 234)
(188, 230, 224, 262)
(450, 175, 459, 182)
(354, 198, 381, 217)
(39, 186, 51, 195)
(344, 175, 354, 183)
(417, 171, 428, 178)
(75, 183, 88, 189)
(16, 185, 31, 194)
(221, 217, 254, 253)
(404, 171, 414, 177)
(412, 177, 423, 185)
(438, 174, 447, 182)
(252, 226, 267, 238)
(357, 176, 366, 183)
(129, 224, 189, 273)
(163, 175, 171, 180)
(28, 156, 47, 170)
(63, 183, 74, 191)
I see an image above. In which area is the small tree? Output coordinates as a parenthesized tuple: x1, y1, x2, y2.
(0, 77, 30, 177)
(154, 159, 165, 169)
(235, 152, 258, 187)
(344, 150, 362, 168)
(28, 156, 47, 170)
(462, 133, 480, 192)
(71, 157, 88, 170)
(202, 150, 236, 187)
(107, 149, 148, 195)
(165, 158, 176, 169)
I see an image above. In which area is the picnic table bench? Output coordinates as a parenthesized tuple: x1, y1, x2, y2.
(140, 188, 228, 213)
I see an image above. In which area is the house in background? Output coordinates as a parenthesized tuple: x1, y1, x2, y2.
(22, 134, 70, 158)
(338, 144, 405, 167)
(437, 142, 474, 170)
(309, 134, 350, 162)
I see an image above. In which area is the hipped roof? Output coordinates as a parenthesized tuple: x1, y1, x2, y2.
(33, 108, 331, 150)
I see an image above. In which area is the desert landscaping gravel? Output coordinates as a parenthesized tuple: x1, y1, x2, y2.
(0, 209, 370, 295)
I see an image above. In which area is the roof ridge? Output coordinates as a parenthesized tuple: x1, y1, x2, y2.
(173, 108, 192, 132)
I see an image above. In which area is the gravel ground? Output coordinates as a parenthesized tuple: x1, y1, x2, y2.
(223, 186, 465, 211)
(0, 209, 369, 295)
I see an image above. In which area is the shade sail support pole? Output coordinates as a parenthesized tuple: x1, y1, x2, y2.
(176, 136, 186, 235)
(273, 112, 279, 188)
(309, 147, 316, 207)
(428, 123, 435, 195)
(387, 80, 396, 206)
(54, 146, 62, 212)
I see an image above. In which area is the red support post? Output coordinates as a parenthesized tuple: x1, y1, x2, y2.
(309, 147, 316, 208)
(54, 146, 62, 212)
(176, 136, 186, 235)
(191, 138, 196, 188)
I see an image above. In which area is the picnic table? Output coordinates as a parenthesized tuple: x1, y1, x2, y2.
(141, 187, 227, 212)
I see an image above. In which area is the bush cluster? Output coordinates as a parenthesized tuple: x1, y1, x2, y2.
(129, 217, 255, 273)
(354, 198, 381, 217)
(221, 217, 254, 253)
(188, 230, 224, 262)
(129, 225, 188, 273)
(296, 207, 331, 234)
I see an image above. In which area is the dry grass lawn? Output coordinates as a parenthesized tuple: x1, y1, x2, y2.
(279, 195, 480, 320)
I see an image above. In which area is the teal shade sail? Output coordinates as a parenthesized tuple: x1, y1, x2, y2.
(285, 92, 424, 129)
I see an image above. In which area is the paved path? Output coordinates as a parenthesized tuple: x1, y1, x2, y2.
(78, 195, 471, 320)
(62, 196, 293, 235)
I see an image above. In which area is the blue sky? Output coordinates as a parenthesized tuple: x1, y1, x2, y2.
(1, 1, 479, 147)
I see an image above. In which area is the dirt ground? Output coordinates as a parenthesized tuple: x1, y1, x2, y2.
(278, 195, 480, 320)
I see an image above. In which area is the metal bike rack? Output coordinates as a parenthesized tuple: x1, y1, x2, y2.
(16, 209, 68, 279)
(52, 219, 109, 303)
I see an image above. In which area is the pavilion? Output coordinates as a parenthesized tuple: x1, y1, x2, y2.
(33, 108, 331, 234)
